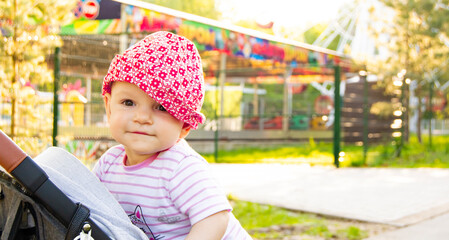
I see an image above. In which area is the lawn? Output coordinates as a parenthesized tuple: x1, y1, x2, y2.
(202, 135, 449, 168)
(231, 198, 392, 240)
(203, 135, 447, 238)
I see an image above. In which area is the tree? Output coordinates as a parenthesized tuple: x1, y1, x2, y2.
(370, 0, 449, 152)
(303, 23, 341, 51)
(142, 0, 221, 20)
(0, 0, 76, 154)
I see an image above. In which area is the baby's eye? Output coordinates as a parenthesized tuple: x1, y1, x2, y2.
(156, 104, 166, 111)
(121, 99, 134, 106)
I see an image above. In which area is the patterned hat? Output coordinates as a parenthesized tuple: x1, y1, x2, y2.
(103, 31, 205, 129)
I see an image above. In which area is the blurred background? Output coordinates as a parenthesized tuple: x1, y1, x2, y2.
(1, 0, 448, 166)
(1, 0, 449, 239)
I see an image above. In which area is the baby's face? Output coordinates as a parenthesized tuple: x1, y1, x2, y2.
(104, 81, 189, 165)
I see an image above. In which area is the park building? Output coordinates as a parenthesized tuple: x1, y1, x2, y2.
(1, 0, 400, 160)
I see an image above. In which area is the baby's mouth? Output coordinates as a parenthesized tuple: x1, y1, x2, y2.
(131, 131, 150, 135)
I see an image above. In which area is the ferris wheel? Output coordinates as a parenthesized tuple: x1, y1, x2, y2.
(312, 0, 384, 61)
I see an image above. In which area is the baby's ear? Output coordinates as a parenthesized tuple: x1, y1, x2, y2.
(179, 123, 191, 139)
(103, 93, 112, 121)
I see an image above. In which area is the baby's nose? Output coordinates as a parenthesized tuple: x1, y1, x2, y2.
(134, 107, 153, 124)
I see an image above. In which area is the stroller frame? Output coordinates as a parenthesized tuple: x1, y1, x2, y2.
(0, 170, 66, 239)
(0, 130, 111, 240)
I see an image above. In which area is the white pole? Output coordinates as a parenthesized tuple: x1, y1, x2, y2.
(219, 53, 226, 130)
(120, 3, 128, 53)
(86, 77, 92, 126)
(283, 67, 292, 132)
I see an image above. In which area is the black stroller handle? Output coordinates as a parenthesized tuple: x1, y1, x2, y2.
(0, 130, 111, 240)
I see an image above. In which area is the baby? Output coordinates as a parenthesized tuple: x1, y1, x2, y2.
(93, 31, 252, 239)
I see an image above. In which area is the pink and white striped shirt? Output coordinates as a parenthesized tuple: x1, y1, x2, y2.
(93, 140, 252, 240)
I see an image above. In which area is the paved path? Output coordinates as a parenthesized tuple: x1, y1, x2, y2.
(209, 164, 449, 238)
(365, 211, 449, 240)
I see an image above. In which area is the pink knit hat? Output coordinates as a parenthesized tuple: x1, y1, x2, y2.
(102, 31, 205, 129)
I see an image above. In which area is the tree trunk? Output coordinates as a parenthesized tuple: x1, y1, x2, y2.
(10, 0, 18, 138)
(403, 31, 410, 143)
(417, 94, 422, 143)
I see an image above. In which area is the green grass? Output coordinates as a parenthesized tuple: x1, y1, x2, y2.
(340, 135, 449, 168)
(231, 198, 368, 240)
(202, 135, 449, 168)
(339, 226, 369, 240)
(232, 199, 315, 229)
(202, 138, 334, 165)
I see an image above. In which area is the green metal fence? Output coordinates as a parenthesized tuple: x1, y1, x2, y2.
(0, 64, 343, 167)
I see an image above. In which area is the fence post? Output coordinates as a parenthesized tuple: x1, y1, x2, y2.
(214, 70, 219, 162)
(214, 53, 227, 162)
(428, 80, 433, 148)
(361, 70, 369, 164)
(333, 65, 341, 168)
(52, 47, 60, 146)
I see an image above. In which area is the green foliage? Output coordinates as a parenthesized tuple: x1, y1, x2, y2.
(0, 0, 77, 88)
(0, 0, 77, 152)
(292, 84, 322, 114)
(303, 23, 341, 51)
(370, 0, 449, 144)
(304, 223, 332, 238)
(231, 199, 368, 240)
(232, 200, 309, 229)
(202, 135, 449, 168)
(370, 101, 395, 119)
(337, 226, 368, 240)
(0, 0, 77, 84)
(367, 135, 449, 168)
(340, 135, 449, 168)
(261, 83, 284, 116)
(202, 141, 334, 165)
(141, 0, 221, 20)
(203, 88, 242, 118)
(237, 83, 322, 119)
(231, 19, 275, 35)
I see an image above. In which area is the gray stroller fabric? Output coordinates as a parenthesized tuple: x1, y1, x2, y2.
(1, 170, 66, 239)
(34, 147, 147, 240)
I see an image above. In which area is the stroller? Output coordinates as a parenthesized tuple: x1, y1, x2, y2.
(0, 130, 147, 240)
